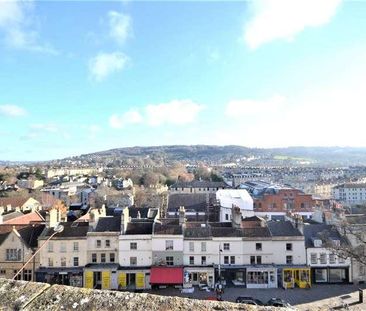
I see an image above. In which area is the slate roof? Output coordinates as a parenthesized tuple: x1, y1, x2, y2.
(0, 232, 9, 246)
(17, 224, 46, 248)
(303, 224, 349, 248)
(95, 216, 121, 232)
(153, 222, 182, 235)
(267, 221, 303, 237)
(168, 193, 214, 213)
(125, 222, 153, 235)
(170, 180, 229, 189)
(40, 221, 89, 238)
(184, 225, 212, 238)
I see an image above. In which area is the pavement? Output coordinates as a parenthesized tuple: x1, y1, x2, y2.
(147, 284, 366, 310)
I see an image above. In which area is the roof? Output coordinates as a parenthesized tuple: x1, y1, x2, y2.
(125, 222, 153, 235)
(3, 211, 44, 225)
(184, 225, 212, 238)
(170, 180, 228, 189)
(168, 193, 215, 213)
(0, 197, 30, 207)
(17, 224, 46, 248)
(40, 221, 89, 238)
(2, 211, 24, 222)
(153, 222, 182, 235)
(0, 232, 9, 245)
(94, 216, 121, 232)
(303, 224, 348, 248)
(267, 221, 303, 237)
(334, 183, 366, 189)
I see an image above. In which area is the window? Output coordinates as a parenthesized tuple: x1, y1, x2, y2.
(92, 253, 97, 263)
(201, 256, 206, 265)
(286, 255, 293, 264)
(13, 270, 21, 280)
(6, 249, 21, 261)
(286, 243, 293, 251)
(110, 253, 115, 263)
(48, 242, 53, 253)
(256, 243, 262, 251)
(250, 256, 255, 264)
(338, 256, 345, 264)
(101, 253, 106, 263)
(105, 240, 110, 247)
(166, 256, 174, 266)
(166, 240, 174, 250)
(225, 214, 229, 221)
(224, 256, 229, 264)
(329, 254, 336, 264)
(310, 253, 317, 264)
(189, 242, 194, 252)
(0, 270, 5, 275)
(201, 242, 206, 252)
(320, 253, 327, 264)
(130, 242, 137, 250)
(256, 256, 262, 264)
(189, 256, 194, 265)
(73, 242, 79, 252)
(48, 257, 53, 267)
(301, 203, 305, 209)
(96, 240, 101, 248)
(73, 257, 79, 266)
(61, 257, 66, 267)
(22, 269, 33, 280)
(130, 257, 137, 265)
(230, 256, 235, 264)
(60, 242, 66, 253)
(223, 243, 230, 251)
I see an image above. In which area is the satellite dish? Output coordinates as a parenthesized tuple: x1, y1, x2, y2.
(54, 224, 64, 233)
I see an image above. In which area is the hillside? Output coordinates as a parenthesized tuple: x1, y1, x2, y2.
(53, 145, 366, 167)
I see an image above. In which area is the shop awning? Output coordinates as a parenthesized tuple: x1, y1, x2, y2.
(150, 267, 183, 284)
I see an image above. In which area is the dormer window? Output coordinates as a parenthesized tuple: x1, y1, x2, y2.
(313, 239, 322, 247)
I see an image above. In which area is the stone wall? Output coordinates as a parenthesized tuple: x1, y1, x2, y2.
(0, 278, 285, 311)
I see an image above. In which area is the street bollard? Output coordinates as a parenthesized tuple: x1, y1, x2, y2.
(359, 288, 363, 304)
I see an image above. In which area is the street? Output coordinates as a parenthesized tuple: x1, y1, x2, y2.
(147, 284, 366, 310)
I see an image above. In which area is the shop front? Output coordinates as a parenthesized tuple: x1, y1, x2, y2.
(117, 267, 151, 290)
(36, 267, 83, 287)
(312, 267, 349, 284)
(246, 266, 277, 289)
(150, 266, 183, 288)
(183, 266, 215, 288)
(84, 263, 119, 290)
(282, 267, 311, 289)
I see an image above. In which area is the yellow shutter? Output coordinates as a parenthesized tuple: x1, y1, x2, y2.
(118, 272, 126, 288)
(85, 271, 93, 289)
(136, 272, 145, 289)
(102, 271, 111, 289)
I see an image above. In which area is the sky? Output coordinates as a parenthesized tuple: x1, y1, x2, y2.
(1, 0, 366, 161)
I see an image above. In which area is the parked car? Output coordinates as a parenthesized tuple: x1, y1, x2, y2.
(235, 296, 264, 305)
(266, 298, 292, 307)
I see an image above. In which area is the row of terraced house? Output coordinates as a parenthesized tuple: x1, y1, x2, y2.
(0, 204, 354, 291)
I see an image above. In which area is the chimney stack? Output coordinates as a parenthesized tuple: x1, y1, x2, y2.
(231, 205, 242, 228)
(179, 206, 186, 226)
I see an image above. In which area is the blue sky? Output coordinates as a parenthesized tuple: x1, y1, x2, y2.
(1, 0, 366, 161)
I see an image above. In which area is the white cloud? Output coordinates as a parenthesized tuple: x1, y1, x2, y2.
(225, 95, 286, 118)
(244, 0, 342, 49)
(146, 100, 204, 126)
(109, 100, 204, 129)
(89, 52, 129, 81)
(0, 104, 26, 117)
(0, 0, 58, 54)
(109, 110, 143, 128)
(108, 11, 132, 45)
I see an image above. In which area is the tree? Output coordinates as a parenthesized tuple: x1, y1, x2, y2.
(321, 219, 366, 265)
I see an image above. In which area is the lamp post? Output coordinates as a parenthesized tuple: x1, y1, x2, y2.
(12, 224, 64, 281)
